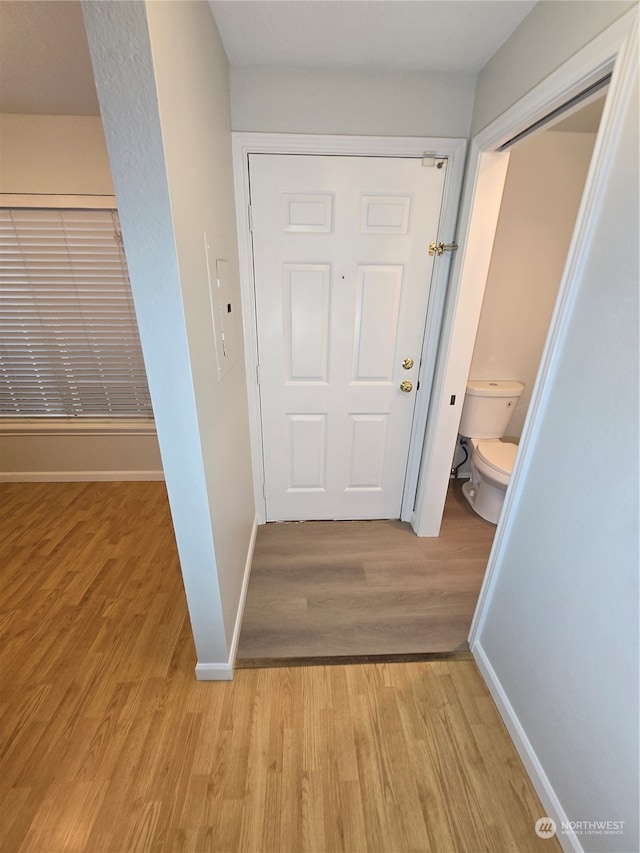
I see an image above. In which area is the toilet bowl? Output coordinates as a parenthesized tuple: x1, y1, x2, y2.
(462, 439, 518, 524)
(458, 379, 524, 524)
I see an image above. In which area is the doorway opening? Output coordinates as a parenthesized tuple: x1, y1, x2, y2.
(453, 92, 607, 524)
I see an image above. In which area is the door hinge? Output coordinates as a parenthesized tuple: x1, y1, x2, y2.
(429, 241, 458, 257)
(422, 154, 447, 169)
(248, 204, 253, 232)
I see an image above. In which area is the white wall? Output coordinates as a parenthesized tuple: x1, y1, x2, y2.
(230, 66, 476, 137)
(469, 129, 597, 437)
(473, 24, 638, 853)
(0, 113, 162, 481)
(471, 1, 635, 135)
(0, 114, 114, 195)
(0, 422, 161, 482)
(83, 0, 255, 677)
(144, 0, 255, 656)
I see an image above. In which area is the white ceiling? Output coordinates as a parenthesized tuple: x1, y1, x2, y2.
(210, 1, 537, 73)
(0, 0, 538, 117)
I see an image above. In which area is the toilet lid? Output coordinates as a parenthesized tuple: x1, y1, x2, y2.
(475, 441, 518, 476)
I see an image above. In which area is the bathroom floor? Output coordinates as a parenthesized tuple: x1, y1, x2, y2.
(236, 479, 496, 664)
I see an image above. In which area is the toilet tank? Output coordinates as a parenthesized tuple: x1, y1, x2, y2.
(459, 380, 524, 439)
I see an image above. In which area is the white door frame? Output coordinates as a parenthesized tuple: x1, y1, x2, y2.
(232, 133, 466, 525)
(465, 10, 638, 646)
(413, 9, 638, 541)
(439, 10, 637, 841)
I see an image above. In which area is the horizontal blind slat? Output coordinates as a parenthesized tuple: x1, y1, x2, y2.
(0, 207, 153, 418)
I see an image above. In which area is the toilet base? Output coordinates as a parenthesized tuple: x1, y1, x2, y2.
(462, 475, 505, 525)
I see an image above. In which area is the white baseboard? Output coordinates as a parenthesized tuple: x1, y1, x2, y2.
(194, 661, 234, 681)
(0, 470, 165, 482)
(228, 515, 258, 670)
(471, 642, 583, 853)
(194, 515, 259, 682)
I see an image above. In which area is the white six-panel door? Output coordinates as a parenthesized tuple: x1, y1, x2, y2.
(250, 154, 447, 520)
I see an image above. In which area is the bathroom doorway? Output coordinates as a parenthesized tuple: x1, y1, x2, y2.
(452, 93, 607, 518)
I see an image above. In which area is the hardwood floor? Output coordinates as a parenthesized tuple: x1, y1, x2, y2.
(0, 481, 561, 853)
(237, 480, 496, 661)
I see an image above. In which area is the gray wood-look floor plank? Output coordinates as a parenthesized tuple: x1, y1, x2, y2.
(237, 480, 496, 659)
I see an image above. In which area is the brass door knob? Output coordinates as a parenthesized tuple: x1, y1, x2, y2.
(400, 380, 413, 393)
(402, 358, 414, 370)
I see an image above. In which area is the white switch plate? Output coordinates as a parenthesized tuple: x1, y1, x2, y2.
(205, 236, 238, 381)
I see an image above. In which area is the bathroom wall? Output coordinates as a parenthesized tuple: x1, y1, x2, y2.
(468, 127, 598, 438)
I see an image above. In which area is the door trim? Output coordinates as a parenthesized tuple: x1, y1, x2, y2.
(467, 8, 638, 640)
(454, 10, 637, 840)
(413, 7, 639, 539)
(231, 133, 467, 525)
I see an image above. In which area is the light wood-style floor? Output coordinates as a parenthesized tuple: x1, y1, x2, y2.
(238, 480, 495, 661)
(0, 481, 561, 853)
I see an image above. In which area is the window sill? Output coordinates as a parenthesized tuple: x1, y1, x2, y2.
(0, 419, 157, 437)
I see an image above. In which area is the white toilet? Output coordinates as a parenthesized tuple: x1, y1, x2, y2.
(458, 380, 524, 524)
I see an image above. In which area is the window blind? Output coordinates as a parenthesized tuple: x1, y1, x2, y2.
(0, 207, 153, 418)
